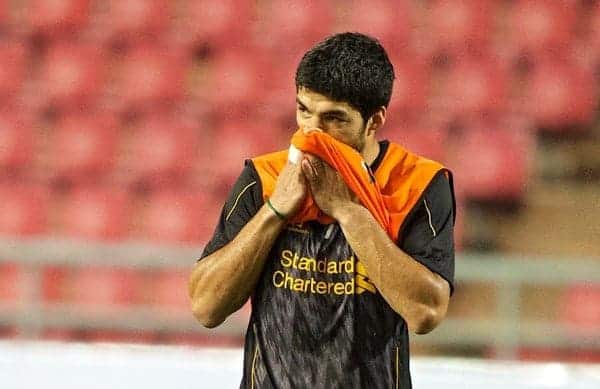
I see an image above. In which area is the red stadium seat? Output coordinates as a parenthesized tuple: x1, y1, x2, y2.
(254, 0, 334, 53)
(59, 187, 131, 241)
(116, 46, 187, 112)
(0, 40, 26, 99)
(523, 60, 597, 128)
(0, 184, 49, 236)
(337, 0, 412, 53)
(65, 266, 144, 306)
(149, 269, 190, 311)
(105, 0, 170, 43)
(446, 118, 534, 201)
(386, 119, 448, 162)
(387, 54, 428, 118)
(123, 113, 198, 187)
(425, 0, 493, 56)
(0, 262, 19, 305)
(560, 284, 600, 337)
(140, 189, 220, 244)
(440, 57, 508, 119)
(28, 0, 90, 38)
(40, 42, 105, 109)
(505, 0, 577, 57)
(0, 110, 33, 170)
(175, 0, 254, 51)
(48, 113, 118, 182)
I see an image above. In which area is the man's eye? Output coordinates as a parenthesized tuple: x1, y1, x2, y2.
(297, 105, 307, 112)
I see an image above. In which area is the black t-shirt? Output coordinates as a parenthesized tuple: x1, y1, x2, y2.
(200, 140, 455, 389)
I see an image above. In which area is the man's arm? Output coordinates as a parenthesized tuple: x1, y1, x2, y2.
(301, 156, 451, 334)
(189, 161, 307, 328)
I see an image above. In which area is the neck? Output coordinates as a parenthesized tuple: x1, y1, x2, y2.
(360, 138, 381, 165)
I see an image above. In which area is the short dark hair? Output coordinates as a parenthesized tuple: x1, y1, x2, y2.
(295, 32, 395, 121)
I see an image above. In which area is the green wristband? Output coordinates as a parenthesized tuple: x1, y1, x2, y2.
(266, 198, 287, 220)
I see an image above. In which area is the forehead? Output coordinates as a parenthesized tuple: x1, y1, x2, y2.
(296, 88, 359, 116)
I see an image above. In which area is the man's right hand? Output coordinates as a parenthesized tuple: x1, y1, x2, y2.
(268, 161, 308, 218)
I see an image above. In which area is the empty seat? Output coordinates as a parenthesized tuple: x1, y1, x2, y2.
(65, 266, 144, 307)
(337, 0, 412, 53)
(505, 0, 577, 57)
(0, 40, 26, 99)
(59, 186, 131, 241)
(123, 113, 198, 187)
(148, 269, 190, 311)
(48, 112, 118, 182)
(0, 262, 19, 305)
(425, 0, 493, 56)
(115, 46, 187, 112)
(105, 0, 170, 43)
(176, 0, 254, 51)
(40, 42, 105, 109)
(0, 184, 49, 236)
(560, 284, 600, 337)
(386, 118, 448, 162)
(28, 0, 90, 38)
(387, 54, 428, 117)
(523, 60, 597, 128)
(254, 0, 334, 53)
(0, 110, 33, 171)
(140, 189, 220, 244)
(446, 118, 534, 201)
(440, 57, 508, 119)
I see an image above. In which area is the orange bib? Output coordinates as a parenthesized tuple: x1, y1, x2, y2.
(252, 130, 447, 242)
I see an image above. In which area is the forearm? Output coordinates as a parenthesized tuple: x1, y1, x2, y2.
(336, 204, 449, 334)
(189, 204, 286, 327)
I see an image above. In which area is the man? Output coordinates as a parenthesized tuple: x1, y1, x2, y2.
(189, 33, 455, 388)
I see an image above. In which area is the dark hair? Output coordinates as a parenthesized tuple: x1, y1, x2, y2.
(295, 32, 395, 121)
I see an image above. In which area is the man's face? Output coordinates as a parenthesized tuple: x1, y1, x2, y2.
(295, 87, 368, 152)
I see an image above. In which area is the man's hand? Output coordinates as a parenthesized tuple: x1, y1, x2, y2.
(301, 154, 357, 220)
(269, 161, 308, 218)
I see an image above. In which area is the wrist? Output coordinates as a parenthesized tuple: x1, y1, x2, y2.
(332, 202, 363, 224)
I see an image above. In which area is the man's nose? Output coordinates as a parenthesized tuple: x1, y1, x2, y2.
(302, 117, 324, 133)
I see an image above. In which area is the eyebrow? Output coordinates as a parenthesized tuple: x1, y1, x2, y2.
(296, 97, 350, 117)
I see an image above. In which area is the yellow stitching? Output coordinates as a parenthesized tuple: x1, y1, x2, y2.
(226, 181, 257, 221)
(251, 344, 259, 389)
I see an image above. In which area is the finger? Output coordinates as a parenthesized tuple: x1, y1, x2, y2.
(301, 158, 316, 182)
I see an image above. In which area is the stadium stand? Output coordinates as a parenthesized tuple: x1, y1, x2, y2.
(0, 0, 598, 364)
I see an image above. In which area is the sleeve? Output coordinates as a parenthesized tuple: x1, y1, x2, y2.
(398, 171, 456, 294)
(199, 161, 264, 260)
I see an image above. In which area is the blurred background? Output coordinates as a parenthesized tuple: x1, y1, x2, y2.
(0, 0, 599, 367)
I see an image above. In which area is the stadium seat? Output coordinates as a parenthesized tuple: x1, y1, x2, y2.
(505, 0, 577, 57)
(0, 110, 33, 171)
(175, 0, 254, 51)
(65, 266, 144, 306)
(253, 0, 334, 54)
(139, 189, 220, 244)
(337, 0, 412, 53)
(28, 0, 90, 38)
(425, 0, 493, 56)
(0, 262, 19, 305)
(523, 60, 597, 128)
(445, 118, 534, 201)
(560, 284, 600, 337)
(40, 42, 105, 109)
(48, 113, 118, 183)
(123, 113, 198, 187)
(0, 40, 26, 100)
(115, 46, 187, 113)
(386, 119, 448, 162)
(105, 0, 170, 43)
(0, 184, 49, 236)
(149, 269, 190, 311)
(440, 57, 508, 119)
(386, 54, 428, 118)
(59, 186, 131, 241)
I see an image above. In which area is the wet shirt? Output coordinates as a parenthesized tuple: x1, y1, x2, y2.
(200, 141, 455, 389)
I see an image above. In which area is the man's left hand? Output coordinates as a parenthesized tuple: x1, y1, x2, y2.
(301, 154, 358, 220)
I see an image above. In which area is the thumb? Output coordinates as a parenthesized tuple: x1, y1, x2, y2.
(301, 158, 315, 182)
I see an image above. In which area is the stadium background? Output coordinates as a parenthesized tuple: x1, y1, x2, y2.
(0, 0, 599, 373)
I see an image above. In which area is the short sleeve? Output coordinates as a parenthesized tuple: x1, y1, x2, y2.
(199, 161, 264, 260)
(398, 172, 456, 294)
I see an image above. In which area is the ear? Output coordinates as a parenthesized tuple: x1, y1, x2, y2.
(366, 106, 386, 136)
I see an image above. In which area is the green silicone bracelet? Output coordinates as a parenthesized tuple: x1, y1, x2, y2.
(266, 199, 287, 220)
